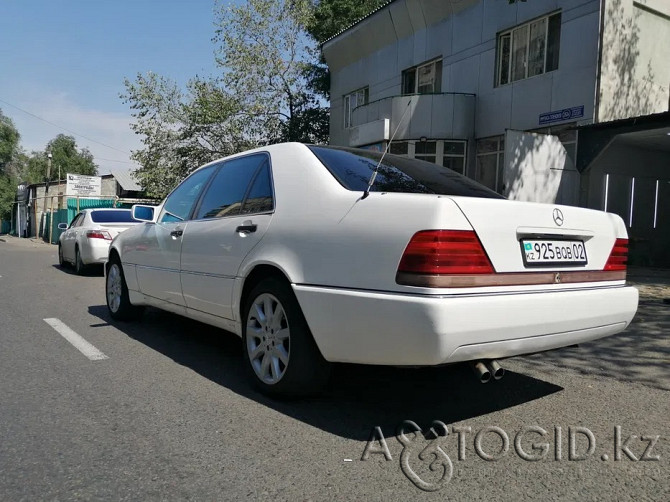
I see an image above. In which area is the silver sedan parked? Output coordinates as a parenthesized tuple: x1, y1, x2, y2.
(58, 208, 140, 274)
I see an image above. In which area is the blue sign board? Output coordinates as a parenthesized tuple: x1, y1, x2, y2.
(539, 105, 584, 126)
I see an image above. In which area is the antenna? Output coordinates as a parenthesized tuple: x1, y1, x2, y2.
(362, 98, 413, 199)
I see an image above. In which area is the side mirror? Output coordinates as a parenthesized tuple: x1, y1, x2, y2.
(132, 204, 155, 222)
(57, 223, 68, 230)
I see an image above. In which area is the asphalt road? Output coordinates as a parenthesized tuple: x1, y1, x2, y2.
(0, 236, 668, 501)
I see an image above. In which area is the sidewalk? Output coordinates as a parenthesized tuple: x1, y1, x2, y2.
(627, 267, 670, 301)
(0, 235, 52, 248)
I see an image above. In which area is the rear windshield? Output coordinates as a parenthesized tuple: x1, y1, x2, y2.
(308, 145, 505, 199)
(90, 210, 138, 223)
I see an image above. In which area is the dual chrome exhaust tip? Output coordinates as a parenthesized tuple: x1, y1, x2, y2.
(471, 360, 505, 383)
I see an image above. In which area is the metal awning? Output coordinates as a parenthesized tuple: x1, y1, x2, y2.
(576, 111, 670, 172)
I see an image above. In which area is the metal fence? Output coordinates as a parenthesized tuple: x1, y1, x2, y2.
(10, 195, 158, 244)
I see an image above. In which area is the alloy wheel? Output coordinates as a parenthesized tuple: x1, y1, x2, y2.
(246, 293, 290, 384)
(106, 263, 123, 314)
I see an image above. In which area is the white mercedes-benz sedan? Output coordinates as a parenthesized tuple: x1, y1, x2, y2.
(58, 208, 140, 274)
(105, 143, 638, 397)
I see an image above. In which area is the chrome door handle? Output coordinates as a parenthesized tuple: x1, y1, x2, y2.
(236, 224, 257, 234)
(170, 229, 183, 238)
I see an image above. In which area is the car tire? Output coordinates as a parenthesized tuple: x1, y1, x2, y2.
(106, 257, 144, 321)
(242, 276, 331, 398)
(74, 246, 85, 275)
(58, 244, 66, 268)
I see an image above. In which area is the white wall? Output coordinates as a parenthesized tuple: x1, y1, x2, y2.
(325, 0, 602, 145)
(598, 0, 670, 122)
(504, 130, 580, 205)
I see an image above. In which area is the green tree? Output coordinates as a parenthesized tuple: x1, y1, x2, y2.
(123, 0, 330, 197)
(307, 0, 385, 44)
(0, 110, 20, 170)
(214, 0, 329, 144)
(0, 110, 22, 220)
(122, 72, 253, 198)
(0, 174, 17, 221)
(26, 134, 97, 184)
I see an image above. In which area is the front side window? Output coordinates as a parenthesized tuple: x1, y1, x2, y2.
(402, 59, 442, 95)
(497, 12, 561, 86)
(195, 154, 269, 220)
(160, 165, 217, 223)
(343, 87, 369, 129)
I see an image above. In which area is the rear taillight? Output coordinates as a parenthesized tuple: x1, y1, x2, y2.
(397, 230, 494, 276)
(604, 238, 628, 271)
(86, 230, 112, 240)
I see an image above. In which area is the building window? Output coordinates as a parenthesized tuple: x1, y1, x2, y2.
(343, 87, 369, 129)
(414, 140, 437, 164)
(388, 139, 466, 174)
(442, 141, 466, 175)
(497, 12, 561, 86)
(476, 136, 505, 193)
(402, 59, 443, 95)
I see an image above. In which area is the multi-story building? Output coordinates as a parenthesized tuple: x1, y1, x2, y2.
(322, 0, 670, 264)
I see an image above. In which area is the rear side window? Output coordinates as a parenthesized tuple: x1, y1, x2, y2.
(195, 154, 269, 219)
(90, 210, 137, 223)
(308, 146, 504, 199)
(241, 161, 273, 214)
(70, 213, 84, 227)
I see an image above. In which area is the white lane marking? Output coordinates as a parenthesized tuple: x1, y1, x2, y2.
(43, 318, 109, 361)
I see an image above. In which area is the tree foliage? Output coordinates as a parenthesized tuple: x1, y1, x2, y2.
(307, 0, 386, 44)
(122, 72, 253, 198)
(122, 73, 255, 198)
(26, 134, 97, 185)
(213, 0, 328, 143)
(124, 0, 330, 197)
(0, 110, 22, 220)
(0, 110, 20, 170)
(0, 111, 98, 220)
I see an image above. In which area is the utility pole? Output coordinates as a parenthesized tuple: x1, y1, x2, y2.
(46, 152, 52, 185)
(45, 152, 52, 240)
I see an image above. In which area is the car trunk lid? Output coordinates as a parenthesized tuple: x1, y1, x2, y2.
(448, 197, 627, 273)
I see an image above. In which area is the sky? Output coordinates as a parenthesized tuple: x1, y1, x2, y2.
(0, 0, 224, 176)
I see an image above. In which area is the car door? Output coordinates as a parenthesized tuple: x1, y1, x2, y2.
(134, 164, 218, 306)
(180, 153, 274, 320)
(63, 212, 84, 261)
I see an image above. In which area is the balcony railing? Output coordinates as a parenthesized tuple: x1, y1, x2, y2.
(349, 93, 475, 147)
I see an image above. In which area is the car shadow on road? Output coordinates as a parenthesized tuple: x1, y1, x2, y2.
(88, 305, 563, 441)
(52, 264, 104, 277)
(519, 298, 670, 391)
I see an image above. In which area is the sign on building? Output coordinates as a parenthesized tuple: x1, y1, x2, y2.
(66, 173, 102, 197)
(539, 105, 584, 126)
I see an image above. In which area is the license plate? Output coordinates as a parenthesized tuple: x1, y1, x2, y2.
(521, 239, 587, 266)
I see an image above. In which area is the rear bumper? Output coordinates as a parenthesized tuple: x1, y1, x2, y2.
(80, 239, 112, 265)
(293, 284, 639, 366)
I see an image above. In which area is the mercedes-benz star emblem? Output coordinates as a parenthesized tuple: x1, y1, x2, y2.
(552, 208, 564, 226)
